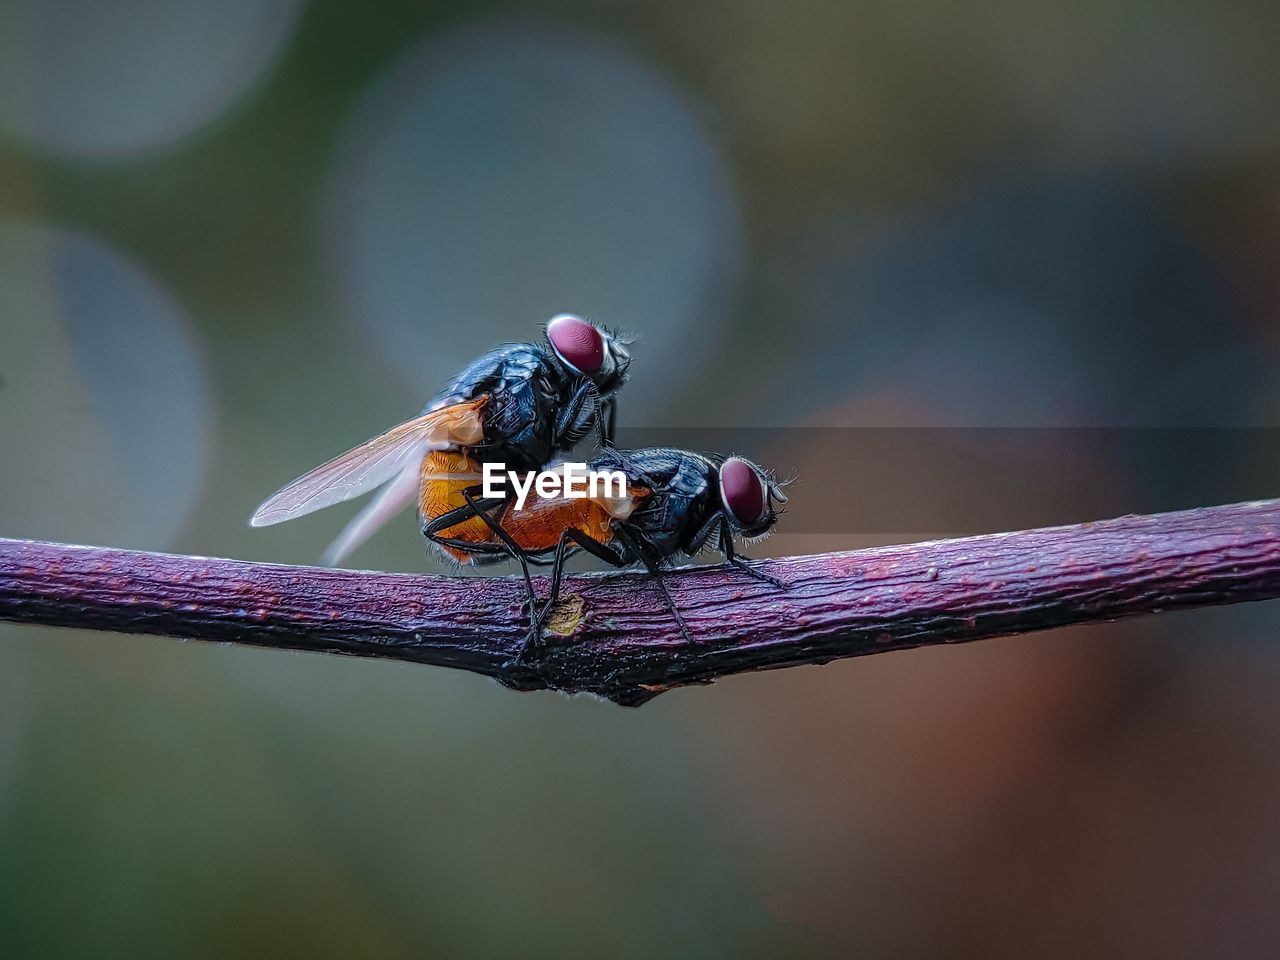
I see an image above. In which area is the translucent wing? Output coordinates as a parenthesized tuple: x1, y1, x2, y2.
(319, 463, 421, 566)
(321, 459, 485, 566)
(250, 397, 486, 528)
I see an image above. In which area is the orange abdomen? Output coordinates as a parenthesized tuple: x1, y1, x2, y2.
(419, 450, 491, 564)
(420, 450, 649, 563)
(499, 498, 617, 553)
(499, 486, 650, 553)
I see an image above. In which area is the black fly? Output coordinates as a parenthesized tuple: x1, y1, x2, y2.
(492, 447, 790, 660)
(250, 315, 631, 614)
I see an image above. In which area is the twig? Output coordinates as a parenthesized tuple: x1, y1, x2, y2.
(2, 499, 1280, 706)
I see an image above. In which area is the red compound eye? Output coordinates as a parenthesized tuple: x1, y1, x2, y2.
(547, 314, 605, 374)
(720, 458, 767, 526)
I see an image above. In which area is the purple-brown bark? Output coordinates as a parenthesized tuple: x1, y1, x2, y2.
(2, 498, 1280, 706)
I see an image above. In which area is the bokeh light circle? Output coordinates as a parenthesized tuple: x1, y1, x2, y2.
(0, 0, 304, 158)
(0, 223, 214, 548)
(327, 18, 743, 419)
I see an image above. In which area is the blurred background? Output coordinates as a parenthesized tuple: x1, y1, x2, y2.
(4, 1, 1280, 956)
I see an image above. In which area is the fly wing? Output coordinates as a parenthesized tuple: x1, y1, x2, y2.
(319, 463, 421, 566)
(249, 397, 486, 528)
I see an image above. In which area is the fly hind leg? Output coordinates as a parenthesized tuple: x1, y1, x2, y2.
(508, 527, 628, 667)
(459, 487, 556, 644)
(422, 488, 543, 640)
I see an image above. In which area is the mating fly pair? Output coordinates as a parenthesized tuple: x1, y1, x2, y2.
(251, 315, 788, 659)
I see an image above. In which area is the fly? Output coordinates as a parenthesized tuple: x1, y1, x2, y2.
(460, 447, 790, 661)
(250, 315, 632, 623)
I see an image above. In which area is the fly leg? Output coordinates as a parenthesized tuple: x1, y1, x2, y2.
(421, 495, 508, 553)
(685, 509, 784, 588)
(458, 487, 550, 641)
(686, 509, 724, 555)
(598, 396, 617, 448)
(421, 492, 506, 548)
(422, 490, 541, 636)
(509, 526, 628, 666)
(552, 380, 599, 449)
(719, 516, 787, 589)
(612, 525, 695, 645)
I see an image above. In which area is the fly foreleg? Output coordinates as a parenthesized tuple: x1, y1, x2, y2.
(719, 516, 787, 589)
(552, 380, 599, 449)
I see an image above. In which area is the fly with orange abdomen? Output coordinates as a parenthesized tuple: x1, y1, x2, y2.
(249, 315, 632, 633)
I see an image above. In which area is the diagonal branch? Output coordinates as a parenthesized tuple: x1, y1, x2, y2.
(2, 499, 1280, 706)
